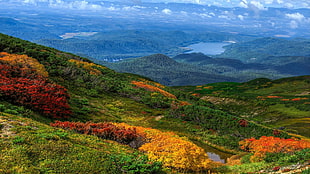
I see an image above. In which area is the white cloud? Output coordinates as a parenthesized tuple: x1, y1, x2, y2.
(107, 6, 119, 11)
(238, 14, 244, 20)
(264, 0, 273, 4)
(122, 5, 144, 11)
(301, 3, 310, 8)
(289, 20, 298, 29)
(239, 1, 248, 8)
(20, 0, 103, 10)
(284, 3, 294, 8)
(180, 11, 188, 15)
(162, 8, 172, 14)
(250, 1, 266, 10)
(276, 0, 284, 4)
(218, 15, 229, 19)
(285, 13, 305, 22)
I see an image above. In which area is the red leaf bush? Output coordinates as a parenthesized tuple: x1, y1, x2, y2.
(50, 121, 144, 147)
(0, 53, 71, 118)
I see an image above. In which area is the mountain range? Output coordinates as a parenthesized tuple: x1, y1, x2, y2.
(103, 47, 310, 86)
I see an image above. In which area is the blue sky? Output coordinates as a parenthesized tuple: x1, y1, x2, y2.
(4, 0, 310, 9)
(106, 0, 309, 8)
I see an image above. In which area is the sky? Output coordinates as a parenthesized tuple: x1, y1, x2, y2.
(4, 0, 310, 9)
(106, 0, 310, 9)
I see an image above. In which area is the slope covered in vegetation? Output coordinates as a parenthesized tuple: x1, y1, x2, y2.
(1, 33, 309, 173)
(174, 76, 310, 137)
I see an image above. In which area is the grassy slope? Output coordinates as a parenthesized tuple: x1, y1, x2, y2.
(0, 112, 163, 174)
(174, 76, 310, 137)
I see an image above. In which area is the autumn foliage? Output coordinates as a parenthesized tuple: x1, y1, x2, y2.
(69, 59, 105, 75)
(240, 136, 310, 161)
(50, 121, 142, 146)
(0, 52, 71, 118)
(117, 123, 216, 172)
(51, 120, 216, 172)
(131, 80, 177, 99)
(0, 52, 48, 77)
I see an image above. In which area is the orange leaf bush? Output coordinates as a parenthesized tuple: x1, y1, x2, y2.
(0, 52, 48, 77)
(131, 81, 177, 99)
(116, 123, 214, 172)
(240, 136, 310, 161)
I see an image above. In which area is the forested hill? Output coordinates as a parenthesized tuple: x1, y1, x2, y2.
(0, 33, 310, 173)
(103, 54, 240, 86)
(218, 37, 310, 63)
(103, 52, 310, 86)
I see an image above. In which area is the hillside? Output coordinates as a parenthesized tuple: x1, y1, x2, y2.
(1, 33, 310, 173)
(174, 76, 310, 137)
(103, 54, 240, 86)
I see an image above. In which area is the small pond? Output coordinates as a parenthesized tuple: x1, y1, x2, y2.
(193, 140, 234, 163)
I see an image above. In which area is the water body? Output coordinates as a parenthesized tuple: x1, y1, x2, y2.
(192, 140, 233, 163)
(187, 42, 231, 55)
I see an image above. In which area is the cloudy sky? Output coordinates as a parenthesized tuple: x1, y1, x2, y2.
(109, 0, 310, 8)
(2, 0, 309, 9)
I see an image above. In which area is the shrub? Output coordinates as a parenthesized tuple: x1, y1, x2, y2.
(117, 123, 217, 172)
(50, 121, 144, 148)
(0, 63, 71, 119)
(240, 136, 310, 162)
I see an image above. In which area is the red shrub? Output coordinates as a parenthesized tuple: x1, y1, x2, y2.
(273, 129, 281, 136)
(0, 64, 71, 118)
(50, 121, 144, 146)
(238, 119, 248, 127)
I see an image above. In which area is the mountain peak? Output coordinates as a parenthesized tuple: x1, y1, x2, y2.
(138, 54, 179, 67)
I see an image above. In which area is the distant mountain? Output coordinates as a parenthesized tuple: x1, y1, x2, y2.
(174, 53, 269, 70)
(103, 53, 286, 86)
(103, 54, 239, 86)
(36, 30, 253, 62)
(219, 37, 310, 63)
(0, 17, 60, 41)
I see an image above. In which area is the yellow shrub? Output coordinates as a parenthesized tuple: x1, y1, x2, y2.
(0, 52, 48, 77)
(69, 59, 106, 75)
(116, 123, 214, 172)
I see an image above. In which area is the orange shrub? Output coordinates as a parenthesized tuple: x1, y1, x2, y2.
(204, 86, 213, 89)
(0, 52, 48, 77)
(240, 136, 310, 161)
(69, 59, 105, 75)
(291, 98, 301, 101)
(116, 123, 214, 172)
(131, 81, 177, 99)
(266, 96, 282, 99)
(281, 99, 290, 101)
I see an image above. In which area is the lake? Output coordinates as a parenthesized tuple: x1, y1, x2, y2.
(186, 42, 231, 55)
